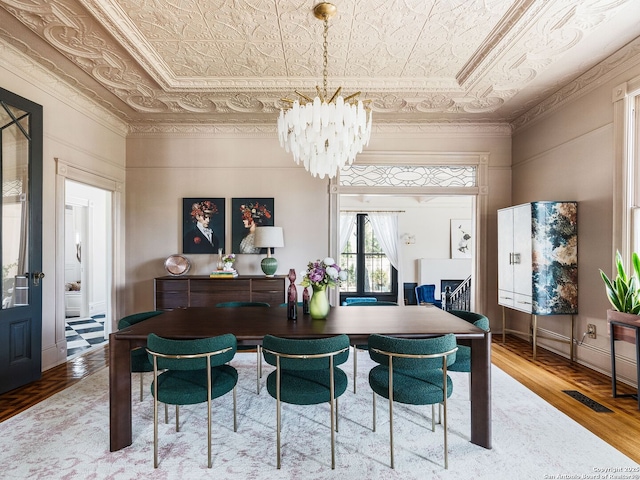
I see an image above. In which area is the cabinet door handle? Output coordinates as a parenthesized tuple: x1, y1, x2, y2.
(509, 253, 513, 265)
(512, 253, 521, 264)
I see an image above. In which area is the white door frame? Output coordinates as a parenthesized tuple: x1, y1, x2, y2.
(55, 158, 123, 360)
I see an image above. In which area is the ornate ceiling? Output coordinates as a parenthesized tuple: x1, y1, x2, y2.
(1, 0, 640, 127)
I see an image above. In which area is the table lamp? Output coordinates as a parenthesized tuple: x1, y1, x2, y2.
(254, 226, 284, 276)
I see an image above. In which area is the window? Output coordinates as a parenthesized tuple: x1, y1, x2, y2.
(340, 214, 397, 302)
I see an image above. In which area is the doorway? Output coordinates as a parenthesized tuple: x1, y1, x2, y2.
(64, 180, 112, 359)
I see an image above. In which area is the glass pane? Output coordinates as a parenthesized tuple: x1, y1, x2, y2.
(340, 219, 357, 292)
(1, 103, 29, 308)
(364, 218, 392, 293)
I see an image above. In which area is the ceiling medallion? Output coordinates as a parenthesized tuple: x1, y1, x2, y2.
(276, 2, 372, 179)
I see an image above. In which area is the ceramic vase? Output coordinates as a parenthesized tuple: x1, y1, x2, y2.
(309, 285, 330, 319)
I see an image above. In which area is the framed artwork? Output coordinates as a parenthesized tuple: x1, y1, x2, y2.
(231, 198, 274, 254)
(182, 198, 225, 254)
(451, 219, 472, 258)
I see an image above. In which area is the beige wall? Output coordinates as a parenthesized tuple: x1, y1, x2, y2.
(127, 127, 512, 325)
(512, 61, 640, 383)
(125, 133, 329, 313)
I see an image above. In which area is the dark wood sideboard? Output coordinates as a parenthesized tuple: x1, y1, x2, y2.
(154, 275, 286, 310)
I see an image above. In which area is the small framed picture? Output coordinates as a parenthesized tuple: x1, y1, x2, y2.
(231, 198, 274, 254)
(451, 219, 472, 258)
(182, 198, 225, 254)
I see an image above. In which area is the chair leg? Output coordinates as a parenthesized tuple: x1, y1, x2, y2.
(330, 395, 336, 469)
(140, 373, 144, 402)
(431, 404, 436, 432)
(153, 396, 159, 468)
(276, 393, 281, 469)
(256, 346, 261, 394)
(207, 390, 212, 468)
(389, 395, 394, 469)
(353, 345, 357, 393)
(372, 391, 376, 432)
(175, 405, 180, 432)
(335, 397, 339, 432)
(443, 397, 449, 469)
(233, 386, 237, 432)
(165, 403, 168, 424)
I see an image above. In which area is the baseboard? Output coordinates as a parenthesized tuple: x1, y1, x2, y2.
(41, 340, 68, 371)
(499, 328, 638, 389)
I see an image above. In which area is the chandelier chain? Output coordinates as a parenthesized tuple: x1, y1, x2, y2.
(322, 16, 329, 100)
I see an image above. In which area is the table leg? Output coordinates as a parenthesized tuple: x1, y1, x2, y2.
(110, 334, 133, 451)
(470, 331, 492, 449)
(636, 328, 640, 410)
(610, 321, 618, 398)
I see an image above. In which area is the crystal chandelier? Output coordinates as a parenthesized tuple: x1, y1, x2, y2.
(277, 2, 372, 179)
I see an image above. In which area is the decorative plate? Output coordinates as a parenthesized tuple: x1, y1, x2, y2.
(164, 254, 191, 276)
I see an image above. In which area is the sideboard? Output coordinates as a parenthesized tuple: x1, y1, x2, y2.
(154, 275, 286, 310)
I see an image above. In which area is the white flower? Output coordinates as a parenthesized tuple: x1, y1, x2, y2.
(338, 270, 348, 281)
(324, 257, 335, 266)
(326, 266, 338, 279)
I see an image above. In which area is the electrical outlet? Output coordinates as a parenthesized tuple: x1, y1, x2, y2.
(587, 324, 596, 339)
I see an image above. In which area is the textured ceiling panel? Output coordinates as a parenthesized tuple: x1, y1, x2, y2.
(0, 0, 639, 127)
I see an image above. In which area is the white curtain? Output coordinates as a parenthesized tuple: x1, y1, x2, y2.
(339, 213, 356, 253)
(368, 212, 404, 305)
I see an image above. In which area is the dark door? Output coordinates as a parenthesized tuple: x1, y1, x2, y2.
(0, 87, 43, 394)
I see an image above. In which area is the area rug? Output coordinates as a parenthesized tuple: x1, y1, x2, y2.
(0, 353, 635, 479)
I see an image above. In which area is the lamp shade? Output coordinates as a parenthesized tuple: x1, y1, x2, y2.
(253, 226, 284, 277)
(254, 227, 284, 249)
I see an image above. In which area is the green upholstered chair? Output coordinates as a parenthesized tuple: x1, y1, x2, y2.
(447, 310, 490, 397)
(117, 311, 163, 401)
(345, 301, 399, 393)
(368, 333, 458, 469)
(146, 333, 238, 469)
(215, 301, 270, 308)
(215, 301, 270, 394)
(261, 334, 350, 469)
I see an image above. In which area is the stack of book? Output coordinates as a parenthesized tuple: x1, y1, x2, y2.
(210, 269, 238, 278)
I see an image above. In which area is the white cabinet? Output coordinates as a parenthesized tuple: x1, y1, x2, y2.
(497, 201, 578, 315)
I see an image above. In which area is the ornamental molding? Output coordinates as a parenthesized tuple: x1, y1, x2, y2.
(0, 34, 128, 136)
(0, 0, 636, 127)
(512, 36, 640, 132)
(127, 122, 511, 138)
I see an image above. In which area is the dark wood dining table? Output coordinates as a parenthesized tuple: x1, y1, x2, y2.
(109, 305, 492, 451)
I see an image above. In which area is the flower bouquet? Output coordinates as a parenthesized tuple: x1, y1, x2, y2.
(222, 253, 236, 265)
(300, 257, 347, 319)
(222, 253, 236, 271)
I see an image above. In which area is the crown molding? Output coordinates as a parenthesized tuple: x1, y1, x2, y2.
(511, 36, 640, 133)
(127, 122, 512, 138)
(0, 37, 128, 136)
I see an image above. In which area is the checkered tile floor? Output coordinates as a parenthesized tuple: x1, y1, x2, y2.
(65, 314, 107, 360)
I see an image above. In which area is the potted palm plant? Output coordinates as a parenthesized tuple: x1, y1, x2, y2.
(600, 250, 640, 341)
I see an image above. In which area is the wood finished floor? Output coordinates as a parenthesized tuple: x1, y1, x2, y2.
(0, 336, 638, 464)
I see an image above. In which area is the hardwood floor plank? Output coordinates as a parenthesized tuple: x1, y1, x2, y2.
(0, 345, 109, 422)
(492, 335, 640, 464)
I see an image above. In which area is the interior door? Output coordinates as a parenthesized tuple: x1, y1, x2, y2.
(0, 87, 43, 394)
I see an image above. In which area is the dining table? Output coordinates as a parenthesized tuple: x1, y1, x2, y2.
(109, 304, 492, 451)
